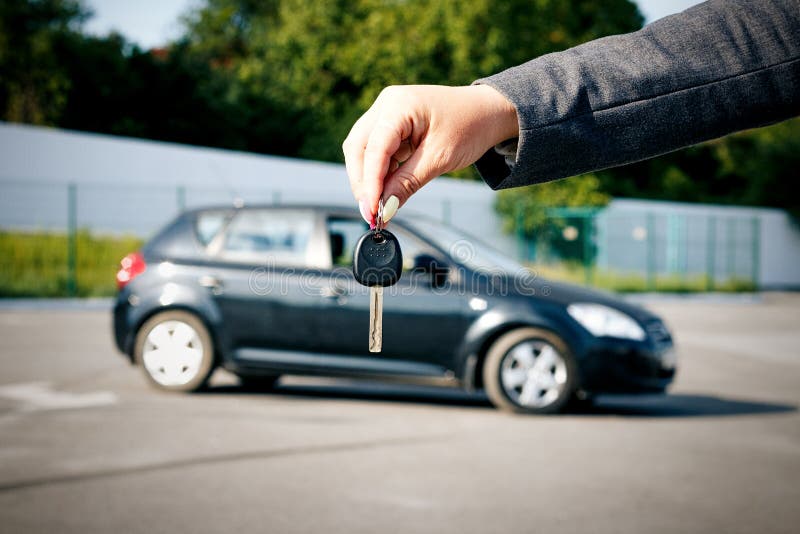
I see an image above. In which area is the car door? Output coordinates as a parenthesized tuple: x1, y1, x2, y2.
(315, 216, 468, 371)
(205, 208, 330, 352)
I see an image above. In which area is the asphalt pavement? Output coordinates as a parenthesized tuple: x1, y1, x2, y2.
(0, 294, 798, 534)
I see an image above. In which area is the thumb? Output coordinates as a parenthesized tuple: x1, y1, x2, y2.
(381, 142, 441, 222)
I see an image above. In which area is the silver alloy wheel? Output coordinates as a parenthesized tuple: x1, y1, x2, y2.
(142, 320, 204, 387)
(500, 340, 568, 408)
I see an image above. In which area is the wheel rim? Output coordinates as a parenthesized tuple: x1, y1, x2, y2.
(142, 320, 204, 387)
(500, 340, 568, 408)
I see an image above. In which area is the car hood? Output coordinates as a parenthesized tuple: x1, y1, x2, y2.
(515, 276, 660, 324)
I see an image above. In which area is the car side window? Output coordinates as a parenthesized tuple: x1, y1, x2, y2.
(390, 225, 443, 272)
(327, 218, 368, 267)
(220, 210, 314, 266)
(326, 217, 441, 272)
(195, 210, 230, 246)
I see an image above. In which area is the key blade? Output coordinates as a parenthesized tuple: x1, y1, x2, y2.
(369, 285, 383, 353)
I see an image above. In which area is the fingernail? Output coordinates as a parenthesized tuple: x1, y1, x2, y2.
(358, 199, 373, 226)
(383, 195, 399, 223)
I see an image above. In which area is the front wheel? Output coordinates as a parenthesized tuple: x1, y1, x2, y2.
(134, 310, 216, 392)
(483, 327, 576, 414)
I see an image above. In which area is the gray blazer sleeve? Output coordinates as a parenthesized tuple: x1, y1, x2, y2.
(473, 0, 800, 189)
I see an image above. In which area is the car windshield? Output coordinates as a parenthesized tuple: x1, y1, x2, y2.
(405, 218, 529, 275)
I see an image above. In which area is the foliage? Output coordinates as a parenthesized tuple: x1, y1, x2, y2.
(54, 33, 306, 154)
(170, 0, 644, 160)
(534, 263, 756, 293)
(0, 230, 143, 297)
(710, 118, 800, 218)
(0, 0, 88, 124)
(595, 118, 800, 218)
(495, 174, 610, 236)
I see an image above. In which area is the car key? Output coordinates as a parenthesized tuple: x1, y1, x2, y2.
(353, 199, 403, 352)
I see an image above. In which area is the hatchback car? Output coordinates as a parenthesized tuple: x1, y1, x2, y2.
(113, 205, 676, 414)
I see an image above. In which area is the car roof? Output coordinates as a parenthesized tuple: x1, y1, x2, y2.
(181, 203, 423, 224)
(182, 203, 352, 214)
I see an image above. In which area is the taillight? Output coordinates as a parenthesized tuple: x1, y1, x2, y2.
(116, 252, 147, 289)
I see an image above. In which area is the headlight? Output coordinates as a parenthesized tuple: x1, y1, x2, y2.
(567, 303, 646, 341)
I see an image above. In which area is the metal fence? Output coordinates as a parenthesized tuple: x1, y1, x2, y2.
(0, 181, 761, 296)
(517, 207, 760, 292)
(0, 180, 476, 297)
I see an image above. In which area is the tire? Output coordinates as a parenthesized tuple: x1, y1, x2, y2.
(483, 327, 576, 414)
(237, 374, 281, 391)
(134, 310, 216, 392)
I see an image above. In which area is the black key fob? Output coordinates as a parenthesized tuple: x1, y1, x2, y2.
(353, 230, 403, 287)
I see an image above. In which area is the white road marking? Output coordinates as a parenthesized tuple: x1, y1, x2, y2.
(0, 382, 117, 412)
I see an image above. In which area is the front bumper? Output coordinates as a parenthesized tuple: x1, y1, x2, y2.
(578, 338, 676, 394)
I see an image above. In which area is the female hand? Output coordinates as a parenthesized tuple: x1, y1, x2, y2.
(342, 84, 518, 225)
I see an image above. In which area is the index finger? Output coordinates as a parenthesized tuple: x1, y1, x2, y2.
(342, 108, 378, 202)
(362, 117, 406, 217)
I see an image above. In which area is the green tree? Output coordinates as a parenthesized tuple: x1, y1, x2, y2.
(595, 118, 800, 217)
(707, 119, 800, 217)
(0, 0, 89, 124)
(496, 174, 611, 236)
(182, 0, 643, 161)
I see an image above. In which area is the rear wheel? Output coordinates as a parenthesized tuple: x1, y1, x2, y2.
(134, 310, 215, 392)
(483, 327, 576, 414)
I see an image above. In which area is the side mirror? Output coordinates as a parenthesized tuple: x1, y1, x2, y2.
(413, 254, 449, 287)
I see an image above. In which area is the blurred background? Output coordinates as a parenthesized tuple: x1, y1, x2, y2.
(1, 0, 798, 297)
(2, 3, 799, 534)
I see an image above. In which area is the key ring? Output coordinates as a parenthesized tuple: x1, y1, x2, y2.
(374, 198, 385, 234)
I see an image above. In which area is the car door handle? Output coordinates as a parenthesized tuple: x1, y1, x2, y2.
(199, 275, 224, 293)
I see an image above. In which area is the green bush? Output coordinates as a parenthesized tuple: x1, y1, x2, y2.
(533, 263, 756, 293)
(0, 230, 144, 297)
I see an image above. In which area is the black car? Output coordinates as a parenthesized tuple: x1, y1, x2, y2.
(113, 205, 676, 414)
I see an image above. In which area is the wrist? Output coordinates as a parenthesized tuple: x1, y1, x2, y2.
(469, 84, 519, 144)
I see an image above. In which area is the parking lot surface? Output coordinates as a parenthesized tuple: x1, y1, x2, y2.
(0, 294, 798, 534)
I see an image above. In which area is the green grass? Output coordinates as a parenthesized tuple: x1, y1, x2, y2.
(533, 262, 756, 293)
(0, 230, 144, 298)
